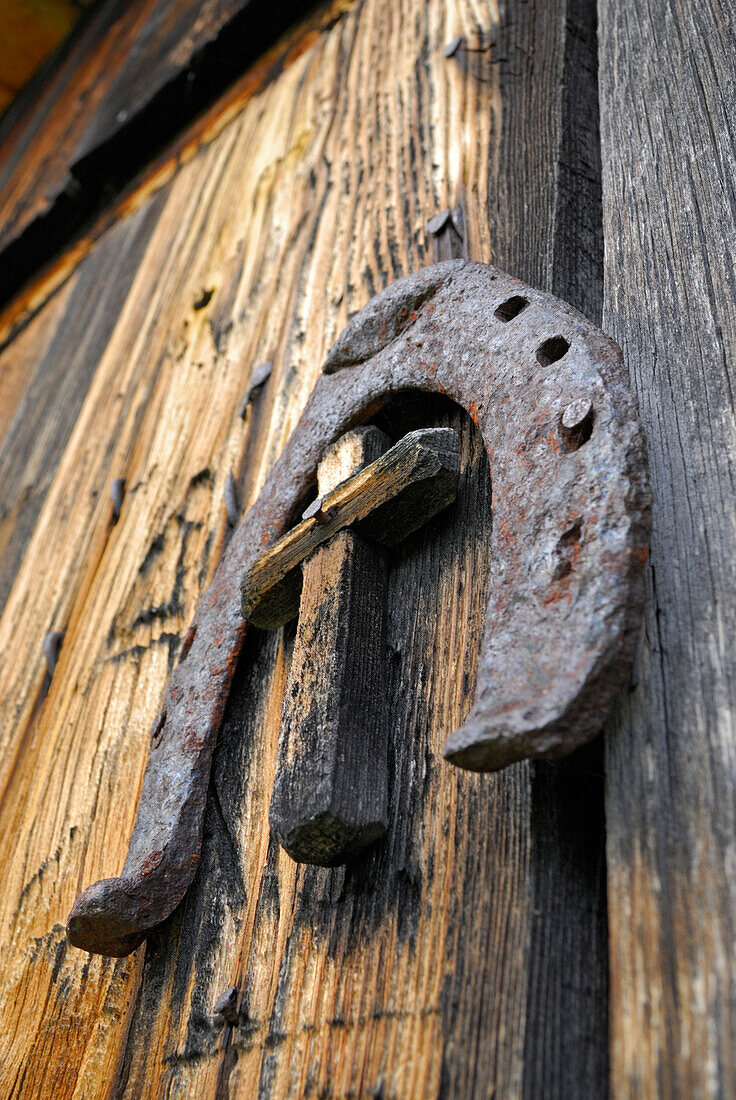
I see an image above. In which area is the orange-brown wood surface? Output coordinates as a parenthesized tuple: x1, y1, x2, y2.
(0, 1, 609, 1094)
(16, 0, 736, 1094)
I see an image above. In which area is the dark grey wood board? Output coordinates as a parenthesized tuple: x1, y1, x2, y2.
(599, 0, 736, 1094)
(495, 0, 610, 1094)
(269, 427, 393, 866)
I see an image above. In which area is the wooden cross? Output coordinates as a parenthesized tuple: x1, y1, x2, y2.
(242, 426, 461, 864)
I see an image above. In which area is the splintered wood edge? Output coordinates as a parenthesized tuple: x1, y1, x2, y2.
(241, 427, 460, 629)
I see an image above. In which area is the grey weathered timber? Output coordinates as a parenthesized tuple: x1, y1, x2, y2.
(269, 427, 391, 865)
(599, 1, 736, 1094)
(0, 197, 163, 618)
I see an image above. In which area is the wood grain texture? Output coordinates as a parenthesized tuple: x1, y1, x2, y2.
(0, 193, 165, 618)
(0, 0, 314, 311)
(0, 0, 158, 256)
(0, 0, 608, 1094)
(599, 2, 736, 1095)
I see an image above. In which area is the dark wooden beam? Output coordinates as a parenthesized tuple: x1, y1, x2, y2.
(269, 427, 391, 865)
(0, 0, 319, 312)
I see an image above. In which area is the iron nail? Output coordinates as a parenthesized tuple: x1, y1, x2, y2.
(443, 35, 464, 58)
(562, 398, 593, 431)
(214, 985, 239, 1026)
(427, 209, 451, 235)
(238, 360, 273, 418)
(110, 477, 126, 523)
(225, 472, 239, 526)
(560, 398, 594, 448)
(43, 631, 65, 678)
(443, 35, 491, 58)
(250, 360, 273, 390)
(450, 202, 465, 238)
(302, 496, 331, 524)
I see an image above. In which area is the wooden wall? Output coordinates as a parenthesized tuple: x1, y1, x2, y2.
(0, 0, 732, 1096)
(0, 0, 95, 115)
(600, 0, 736, 1093)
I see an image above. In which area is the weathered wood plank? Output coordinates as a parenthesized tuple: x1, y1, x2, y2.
(270, 427, 391, 865)
(599, 1, 736, 1094)
(518, 2, 609, 1094)
(0, 0, 608, 1095)
(0, 194, 165, 618)
(0, 0, 158, 258)
(115, 1, 609, 1094)
(0, 0, 315, 311)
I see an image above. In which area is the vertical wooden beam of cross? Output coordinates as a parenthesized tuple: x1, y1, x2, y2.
(269, 427, 390, 864)
(245, 426, 461, 865)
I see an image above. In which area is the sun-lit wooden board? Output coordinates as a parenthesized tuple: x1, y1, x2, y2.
(600, 0, 736, 1094)
(0, 0, 608, 1095)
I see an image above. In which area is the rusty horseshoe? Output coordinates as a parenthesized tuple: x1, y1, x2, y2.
(67, 260, 650, 956)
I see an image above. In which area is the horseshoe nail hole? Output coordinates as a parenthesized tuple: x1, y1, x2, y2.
(494, 295, 529, 322)
(537, 335, 570, 366)
(179, 624, 197, 663)
(552, 520, 583, 580)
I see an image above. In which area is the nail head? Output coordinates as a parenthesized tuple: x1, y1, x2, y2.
(450, 203, 465, 238)
(302, 496, 331, 524)
(43, 631, 65, 677)
(427, 209, 451, 235)
(443, 35, 464, 58)
(562, 398, 593, 431)
(110, 477, 126, 522)
(239, 361, 273, 417)
(225, 472, 239, 526)
(214, 986, 239, 1025)
(250, 360, 273, 390)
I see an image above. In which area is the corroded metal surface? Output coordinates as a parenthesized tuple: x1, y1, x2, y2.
(67, 260, 650, 956)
